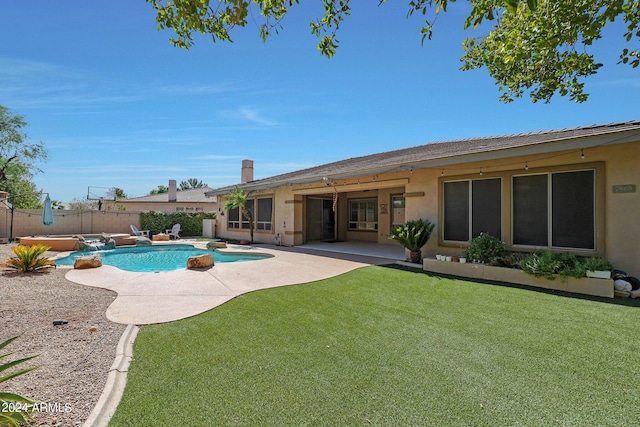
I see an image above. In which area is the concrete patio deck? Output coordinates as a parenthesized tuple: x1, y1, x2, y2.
(64, 243, 403, 325)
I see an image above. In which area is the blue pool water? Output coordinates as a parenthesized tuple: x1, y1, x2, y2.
(55, 244, 269, 272)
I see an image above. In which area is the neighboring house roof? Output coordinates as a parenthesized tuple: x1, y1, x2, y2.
(121, 187, 217, 203)
(207, 121, 640, 195)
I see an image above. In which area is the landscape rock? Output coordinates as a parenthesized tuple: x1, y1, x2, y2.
(187, 254, 214, 269)
(207, 241, 227, 249)
(104, 238, 116, 249)
(73, 255, 102, 269)
(136, 237, 152, 246)
(73, 241, 87, 251)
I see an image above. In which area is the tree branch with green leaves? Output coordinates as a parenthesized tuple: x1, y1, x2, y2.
(147, 0, 639, 103)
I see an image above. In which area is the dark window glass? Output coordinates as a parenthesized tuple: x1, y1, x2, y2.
(228, 206, 240, 229)
(513, 175, 548, 246)
(257, 198, 273, 230)
(472, 179, 502, 239)
(443, 181, 469, 241)
(552, 171, 595, 249)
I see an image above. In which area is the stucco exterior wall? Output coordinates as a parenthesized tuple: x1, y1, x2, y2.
(0, 207, 140, 239)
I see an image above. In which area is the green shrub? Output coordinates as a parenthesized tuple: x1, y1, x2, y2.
(140, 212, 216, 236)
(519, 251, 591, 280)
(0, 336, 38, 426)
(519, 251, 561, 280)
(3, 245, 55, 273)
(462, 233, 506, 264)
(389, 219, 435, 263)
(583, 257, 613, 272)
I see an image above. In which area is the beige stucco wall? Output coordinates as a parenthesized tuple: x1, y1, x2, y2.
(0, 207, 141, 239)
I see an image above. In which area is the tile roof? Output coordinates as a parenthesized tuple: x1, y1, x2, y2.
(122, 187, 216, 203)
(207, 121, 640, 194)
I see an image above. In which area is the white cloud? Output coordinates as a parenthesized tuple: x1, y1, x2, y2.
(218, 107, 278, 127)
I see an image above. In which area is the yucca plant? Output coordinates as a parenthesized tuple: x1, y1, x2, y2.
(0, 336, 38, 427)
(389, 219, 435, 263)
(4, 244, 55, 273)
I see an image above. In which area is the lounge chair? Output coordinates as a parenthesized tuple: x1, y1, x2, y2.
(130, 224, 150, 237)
(166, 223, 181, 240)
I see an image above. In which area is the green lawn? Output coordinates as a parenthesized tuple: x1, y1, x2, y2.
(109, 266, 639, 426)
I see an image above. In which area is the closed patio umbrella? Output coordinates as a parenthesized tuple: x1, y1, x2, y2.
(42, 194, 54, 226)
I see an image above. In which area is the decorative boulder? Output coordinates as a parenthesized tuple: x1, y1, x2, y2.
(136, 237, 152, 246)
(187, 254, 214, 269)
(73, 241, 87, 251)
(104, 238, 117, 249)
(206, 241, 227, 250)
(74, 255, 102, 269)
(99, 233, 111, 243)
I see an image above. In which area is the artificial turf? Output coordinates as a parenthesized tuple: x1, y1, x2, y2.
(109, 266, 639, 426)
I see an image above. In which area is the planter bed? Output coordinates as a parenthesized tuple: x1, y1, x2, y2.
(423, 258, 614, 298)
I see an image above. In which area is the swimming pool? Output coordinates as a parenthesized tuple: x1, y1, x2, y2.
(55, 244, 270, 272)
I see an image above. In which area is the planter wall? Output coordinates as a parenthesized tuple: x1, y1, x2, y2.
(423, 259, 614, 298)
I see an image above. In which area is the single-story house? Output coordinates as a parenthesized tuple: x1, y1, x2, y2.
(114, 180, 217, 213)
(206, 122, 640, 277)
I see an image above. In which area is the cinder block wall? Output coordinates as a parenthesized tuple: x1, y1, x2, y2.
(0, 207, 141, 239)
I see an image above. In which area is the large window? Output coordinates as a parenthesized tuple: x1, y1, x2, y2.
(349, 199, 378, 230)
(513, 170, 595, 249)
(257, 198, 273, 230)
(443, 178, 502, 242)
(227, 197, 273, 232)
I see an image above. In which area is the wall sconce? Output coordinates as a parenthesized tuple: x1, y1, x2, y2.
(283, 221, 286, 228)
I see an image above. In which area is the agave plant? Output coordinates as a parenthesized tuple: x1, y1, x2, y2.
(389, 219, 435, 263)
(0, 336, 38, 427)
(4, 244, 55, 273)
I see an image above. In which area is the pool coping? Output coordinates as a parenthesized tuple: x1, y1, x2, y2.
(52, 242, 274, 271)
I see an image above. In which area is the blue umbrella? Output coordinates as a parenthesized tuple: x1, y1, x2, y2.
(42, 194, 54, 226)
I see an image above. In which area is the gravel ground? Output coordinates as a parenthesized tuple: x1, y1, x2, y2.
(0, 243, 127, 427)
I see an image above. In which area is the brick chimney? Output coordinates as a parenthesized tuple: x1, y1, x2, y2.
(168, 179, 177, 202)
(241, 160, 254, 184)
(0, 191, 8, 202)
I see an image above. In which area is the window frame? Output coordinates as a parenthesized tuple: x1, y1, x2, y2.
(227, 206, 240, 229)
(511, 168, 596, 251)
(348, 198, 378, 231)
(226, 195, 274, 233)
(442, 177, 503, 243)
(256, 197, 273, 231)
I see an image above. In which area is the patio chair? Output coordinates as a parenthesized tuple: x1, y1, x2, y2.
(130, 224, 150, 237)
(166, 223, 181, 240)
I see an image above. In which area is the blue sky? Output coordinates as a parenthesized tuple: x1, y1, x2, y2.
(1, 1, 638, 203)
